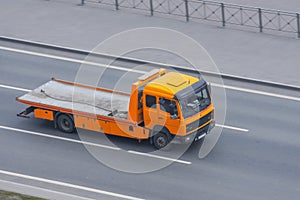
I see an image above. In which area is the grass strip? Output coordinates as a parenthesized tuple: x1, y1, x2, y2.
(0, 190, 46, 200)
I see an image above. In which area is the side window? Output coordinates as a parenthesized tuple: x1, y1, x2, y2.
(159, 98, 177, 115)
(138, 90, 143, 109)
(146, 95, 156, 108)
(202, 89, 208, 98)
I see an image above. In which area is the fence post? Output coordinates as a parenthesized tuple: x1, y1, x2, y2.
(297, 13, 300, 38)
(115, 0, 119, 10)
(185, 0, 189, 22)
(150, 0, 154, 16)
(258, 8, 263, 32)
(221, 3, 225, 27)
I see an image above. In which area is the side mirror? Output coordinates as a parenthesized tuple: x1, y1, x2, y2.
(207, 82, 211, 94)
(169, 103, 178, 119)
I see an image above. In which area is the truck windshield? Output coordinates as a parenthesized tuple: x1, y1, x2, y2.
(179, 86, 211, 119)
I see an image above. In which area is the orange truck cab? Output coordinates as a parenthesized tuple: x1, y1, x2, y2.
(17, 68, 215, 149)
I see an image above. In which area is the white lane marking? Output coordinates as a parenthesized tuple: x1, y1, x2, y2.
(1, 46, 300, 102)
(0, 125, 191, 165)
(2, 35, 300, 91)
(1, 74, 300, 105)
(212, 83, 300, 102)
(127, 150, 192, 165)
(216, 124, 249, 132)
(0, 46, 146, 74)
(0, 169, 144, 200)
(0, 84, 31, 92)
(1, 83, 250, 133)
(2, 80, 300, 104)
(0, 179, 94, 200)
(0, 82, 250, 134)
(0, 125, 121, 151)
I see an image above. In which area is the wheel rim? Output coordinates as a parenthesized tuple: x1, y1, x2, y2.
(62, 118, 71, 130)
(157, 136, 166, 148)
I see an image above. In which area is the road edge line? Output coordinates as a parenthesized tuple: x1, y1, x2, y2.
(0, 169, 144, 200)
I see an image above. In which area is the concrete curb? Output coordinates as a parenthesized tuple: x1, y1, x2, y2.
(1, 35, 300, 91)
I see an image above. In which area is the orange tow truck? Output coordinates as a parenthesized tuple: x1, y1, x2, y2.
(16, 69, 215, 149)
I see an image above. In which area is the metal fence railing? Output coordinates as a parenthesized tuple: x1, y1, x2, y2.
(79, 0, 300, 38)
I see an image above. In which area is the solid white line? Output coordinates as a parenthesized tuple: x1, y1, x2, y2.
(2, 35, 300, 90)
(3, 81, 299, 103)
(0, 84, 31, 92)
(0, 82, 250, 134)
(1, 45, 300, 102)
(0, 125, 121, 151)
(0, 169, 144, 200)
(2, 80, 300, 104)
(0, 179, 94, 200)
(0, 46, 300, 101)
(0, 46, 146, 74)
(211, 83, 300, 102)
(0, 125, 191, 164)
(216, 124, 249, 132)
(127, 150, 192, 165)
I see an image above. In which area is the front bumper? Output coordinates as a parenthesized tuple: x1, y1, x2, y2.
(171, 120, 215, 144)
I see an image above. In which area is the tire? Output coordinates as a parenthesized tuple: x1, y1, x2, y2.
(153, 132, 170, 149)
(57, 114, 75, 133)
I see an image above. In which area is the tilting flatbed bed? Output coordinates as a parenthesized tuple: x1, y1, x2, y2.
(17, 78, 130, 119)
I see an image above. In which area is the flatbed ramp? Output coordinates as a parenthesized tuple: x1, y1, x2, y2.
(17, 78, 130, 119)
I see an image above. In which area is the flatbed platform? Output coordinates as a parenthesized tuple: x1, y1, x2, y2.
(17, 78, 130, 119)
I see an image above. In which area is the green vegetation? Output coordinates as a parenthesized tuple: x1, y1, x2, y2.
(0, 190, 46, 200)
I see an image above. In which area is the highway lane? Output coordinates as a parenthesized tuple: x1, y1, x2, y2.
(0, 48, 300, 199)
(1, 84, 299, 200)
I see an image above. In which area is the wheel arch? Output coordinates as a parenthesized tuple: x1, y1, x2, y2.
(149, 125, 172, 144)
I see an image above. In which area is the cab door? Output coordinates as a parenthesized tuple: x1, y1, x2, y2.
(143, 94, 158, 128)
(158, 97, 181, 135)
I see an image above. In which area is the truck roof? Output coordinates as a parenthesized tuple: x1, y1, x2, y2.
(144, 72, 199, 97)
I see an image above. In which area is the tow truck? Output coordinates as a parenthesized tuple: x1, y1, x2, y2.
(17, 69, 215, 149)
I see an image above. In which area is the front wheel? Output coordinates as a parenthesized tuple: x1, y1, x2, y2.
(57, 114, 75, 133)
(153, 132, 170, 149)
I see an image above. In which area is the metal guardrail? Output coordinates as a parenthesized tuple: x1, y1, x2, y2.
(79, 0, 300, 38)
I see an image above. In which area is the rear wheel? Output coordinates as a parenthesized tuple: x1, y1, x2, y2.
(153, 132, 171, 149)
(57, 114, 75, 133)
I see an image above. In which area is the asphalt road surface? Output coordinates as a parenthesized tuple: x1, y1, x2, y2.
(0, 42, 299, 200)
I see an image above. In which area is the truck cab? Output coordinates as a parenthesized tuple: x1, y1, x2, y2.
(129, 69, 215, 149)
